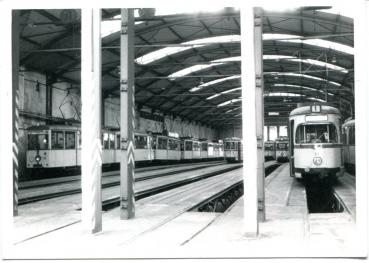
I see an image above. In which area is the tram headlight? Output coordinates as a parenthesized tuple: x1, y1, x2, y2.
(313, 156, 323, 166)
(35, 155, 41, 163)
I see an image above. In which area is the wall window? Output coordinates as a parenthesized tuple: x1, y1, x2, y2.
(269, 126, 278, 141)
(279, 126, 288, 137)
(51, 131, 64, 149)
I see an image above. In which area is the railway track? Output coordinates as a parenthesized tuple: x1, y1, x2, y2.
(19, 161, 281, 208)
(19, 161, 226, 190)
(18, 161, 235, 205)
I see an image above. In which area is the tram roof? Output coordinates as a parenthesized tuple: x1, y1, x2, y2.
(289, 104, 341, 116)
(18, 7, 354, 128)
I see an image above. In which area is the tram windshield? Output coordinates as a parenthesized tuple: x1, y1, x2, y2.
(295, 124, 338, 144)
(28, 133, 49, 150)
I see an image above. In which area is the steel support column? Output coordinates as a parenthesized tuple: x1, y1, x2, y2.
(241, 6, 259, 236)
(45, 74, 53, 123)
(12, 10, 20, 217)
(120, 8, 135, 219)
(81, 8, 102, 234)
(267, 125, 270, 141)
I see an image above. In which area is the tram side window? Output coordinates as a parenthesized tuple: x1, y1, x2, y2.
(193, 143, 199, 151)
(51, 131, 64, 149)
(65, 132, 76, 149)
(185, 141, 192, 151)
(135, 135, 148, 149)
(201, 143, 208, 151)
(103, 133, 109, 149)
(116, 134, 120, 149)
(109, 134, 115, 149)
(169, 139, 179, 150)
(349, 126, 355, 145)
(231, 142, 236, 150)
(157, 137, 167, 150)
(295, 124, 338, 144)
(28, 134, 49, 150)
(225, 142, 231, 150)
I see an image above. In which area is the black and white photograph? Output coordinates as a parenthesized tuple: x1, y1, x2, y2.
(0, 0, 368, 261)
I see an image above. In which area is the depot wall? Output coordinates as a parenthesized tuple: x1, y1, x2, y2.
(104, 97, 217, 140)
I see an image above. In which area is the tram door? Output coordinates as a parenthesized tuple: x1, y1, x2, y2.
(289, 120, 294, 177)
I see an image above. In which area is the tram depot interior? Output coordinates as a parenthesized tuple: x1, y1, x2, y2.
(0, 3, 368, 260)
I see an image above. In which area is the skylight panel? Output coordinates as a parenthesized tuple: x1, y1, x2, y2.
(190, 75, 241, 92)
(206, 87, 242, 100)
(225, 107, 241, 113)
(263, 55, 295, 60)
(264, 92, 303, 97)
(206, 93, 221, 100)
(136, 35, 241, 65)
(217, 98, 241, 107)
(168, 63, 223, 78)
(273, 84, 334, 96)
(307, 97, 326, 102)
(263, 55, 348, 73)
(263, 33, 353, 55)
(213, 56, 241, 63)
(222, 87, 242, 94)
(267, 72, 342, 87)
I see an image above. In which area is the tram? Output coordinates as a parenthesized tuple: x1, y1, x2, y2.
(288, 104, 344, 180)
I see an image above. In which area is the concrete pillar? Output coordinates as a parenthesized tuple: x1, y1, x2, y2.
(12, 10, 20, 216)
(253, 7, 265, 222)
(81, 8, 102, 234)
(241, 6, 260, 237)
(354, 1, 369, 255)
(120, 8, 135, 219)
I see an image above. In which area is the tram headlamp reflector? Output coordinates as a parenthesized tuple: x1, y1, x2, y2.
(313, 156, 323, 166)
